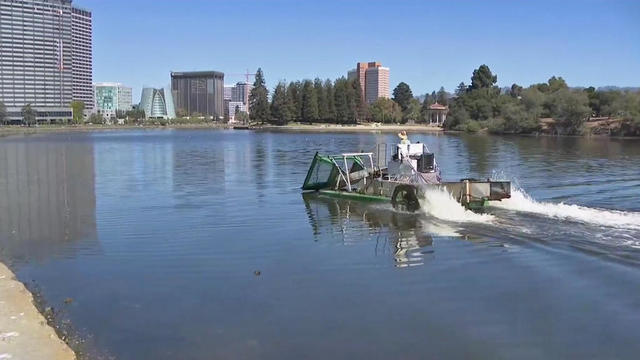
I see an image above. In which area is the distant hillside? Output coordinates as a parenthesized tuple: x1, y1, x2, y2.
(596, 86, 640, 92)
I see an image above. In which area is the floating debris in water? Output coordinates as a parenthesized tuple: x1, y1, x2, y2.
(253, 270, 261, 276)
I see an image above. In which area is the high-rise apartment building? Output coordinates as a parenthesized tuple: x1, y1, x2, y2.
(0, 0, 93, 123)
(231, 82, 252, 106)
(347, 61, 390, 104)
(171, 71, 224, 119)
(72, 6, 93, 113)
(94, 83, 132, 119)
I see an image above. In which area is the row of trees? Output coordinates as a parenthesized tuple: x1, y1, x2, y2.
(249, 68, 367, 125)
(248, 68, 453, 125)
(445, 64, 640, 136)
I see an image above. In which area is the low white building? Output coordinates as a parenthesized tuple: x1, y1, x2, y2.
(228, 101, 247, 122)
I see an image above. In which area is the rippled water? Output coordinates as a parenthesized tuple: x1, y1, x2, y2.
(1, 130, 640, 359)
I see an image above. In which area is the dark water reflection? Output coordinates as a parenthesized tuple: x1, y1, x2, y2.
(1, 130, 640, 359)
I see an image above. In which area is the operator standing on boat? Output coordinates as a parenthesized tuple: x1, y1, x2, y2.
(398, 130, 411, 144)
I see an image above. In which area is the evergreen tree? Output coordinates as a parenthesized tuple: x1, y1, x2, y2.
(270, 82, 290, 125)
(470, 64, 497, 90)
(350, 78, 366, 122)
(334, 78, 349, 124)
(301, 80, 319, 123)
(324, 79, 336, 122)
(455, 82, 467, 97)
(420, 96, 431, 123)
(392, 82, 413, 112)
(314, 78, 328, 122)
(436, 87, 448, 105)
(285, 82, 299, 122)
(344, 79, 358, 123)
(249, 68, 270, 124)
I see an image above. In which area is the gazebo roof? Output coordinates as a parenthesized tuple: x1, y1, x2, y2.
(428, 102, 448, 110)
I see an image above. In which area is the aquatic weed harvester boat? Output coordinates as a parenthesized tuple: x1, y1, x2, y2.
(302, 141, 511, 212)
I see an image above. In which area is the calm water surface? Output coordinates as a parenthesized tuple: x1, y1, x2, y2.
(1, 130, 640, 359)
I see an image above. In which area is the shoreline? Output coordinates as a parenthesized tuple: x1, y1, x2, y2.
(1, 123, 637, 139)
(0, 262, 76, 360)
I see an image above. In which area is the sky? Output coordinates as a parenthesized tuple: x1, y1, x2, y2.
(80, 0, 640, 103)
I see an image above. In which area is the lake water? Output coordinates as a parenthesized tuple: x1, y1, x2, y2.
(1, 129, 640, 359)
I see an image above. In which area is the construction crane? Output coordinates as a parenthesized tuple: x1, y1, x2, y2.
(227, 70, 256, 84)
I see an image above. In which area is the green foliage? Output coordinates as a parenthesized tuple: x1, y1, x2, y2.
(368, 98, 403, 124)
(315, 78, 328, 122)
(0, 101, 6, 125)
(70, 100, 85, 124)
(324, 79, 336, 122)
(249, 68, 270, 124)
(436, 87, 449, 105)
(125, 109, 146, 123)
(270, 82, 290, 125)
(301, 80, 319, 123)
(470, 64, 497, 90)
(88, 113, 104, 124)
(333, 77, 350, 124)
(455, 82, 467, 97)
(287, 81, 302, 121)
(0, 101, 6, 124)
(235, 111, 250, 125)
(21, 104, 36, 127)
(403, 98, 421, 123)
(392, 82, 413, 112)
(349, 78, 366, 122)
(551, 89, 590, 134)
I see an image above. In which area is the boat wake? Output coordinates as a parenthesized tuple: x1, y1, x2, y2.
(491, 189, 640, 231)
(419, 188, 495, 223)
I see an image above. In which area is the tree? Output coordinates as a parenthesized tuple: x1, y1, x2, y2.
(249, 68, 270, 124)
(314, 78, 328, 122)
(552, 89, 590, 134)
(392, 82, 413, 112)
(88, 113, 104, 124)
(470, 64, 497, 90)
(350, 78, 366, 122)
(334, 78, 350, 124)
(419, 95, 431, 123)
(436, 86, 448, 105)
(403, 98, 421, 123)
(236, 111, 250, 125)
(70, 100, 85, 124)
(125, 108, 146, 123)
(368, 98, 403, 123)
(0, 101, 6, 125)
(324, 79, 336, 122)
(455, 82, 467, 97)
(270, 82, 290, 125)
(286, 81, 302, 122)
(21, 104, 36, 127)
(509, 83, 523, 98)
(301, 80, 319, 123)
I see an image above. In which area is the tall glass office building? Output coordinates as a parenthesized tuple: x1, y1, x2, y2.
(171, 71, 224, 119)
(0, 0, 93, 123)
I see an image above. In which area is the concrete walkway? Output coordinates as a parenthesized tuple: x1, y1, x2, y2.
(0, 262, 75, 360)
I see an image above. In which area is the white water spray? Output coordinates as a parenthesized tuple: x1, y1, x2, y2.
(419, 188, 495, 223)
(491, 189, 640, 230)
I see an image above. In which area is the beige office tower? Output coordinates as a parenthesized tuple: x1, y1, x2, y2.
(364, 66, 390, 104)
(347, 62, 390, 104)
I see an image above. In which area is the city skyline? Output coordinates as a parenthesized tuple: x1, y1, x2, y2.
(84, 0, 640, 103)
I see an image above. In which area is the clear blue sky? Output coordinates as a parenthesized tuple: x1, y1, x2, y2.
(80, 0, 640, 102)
